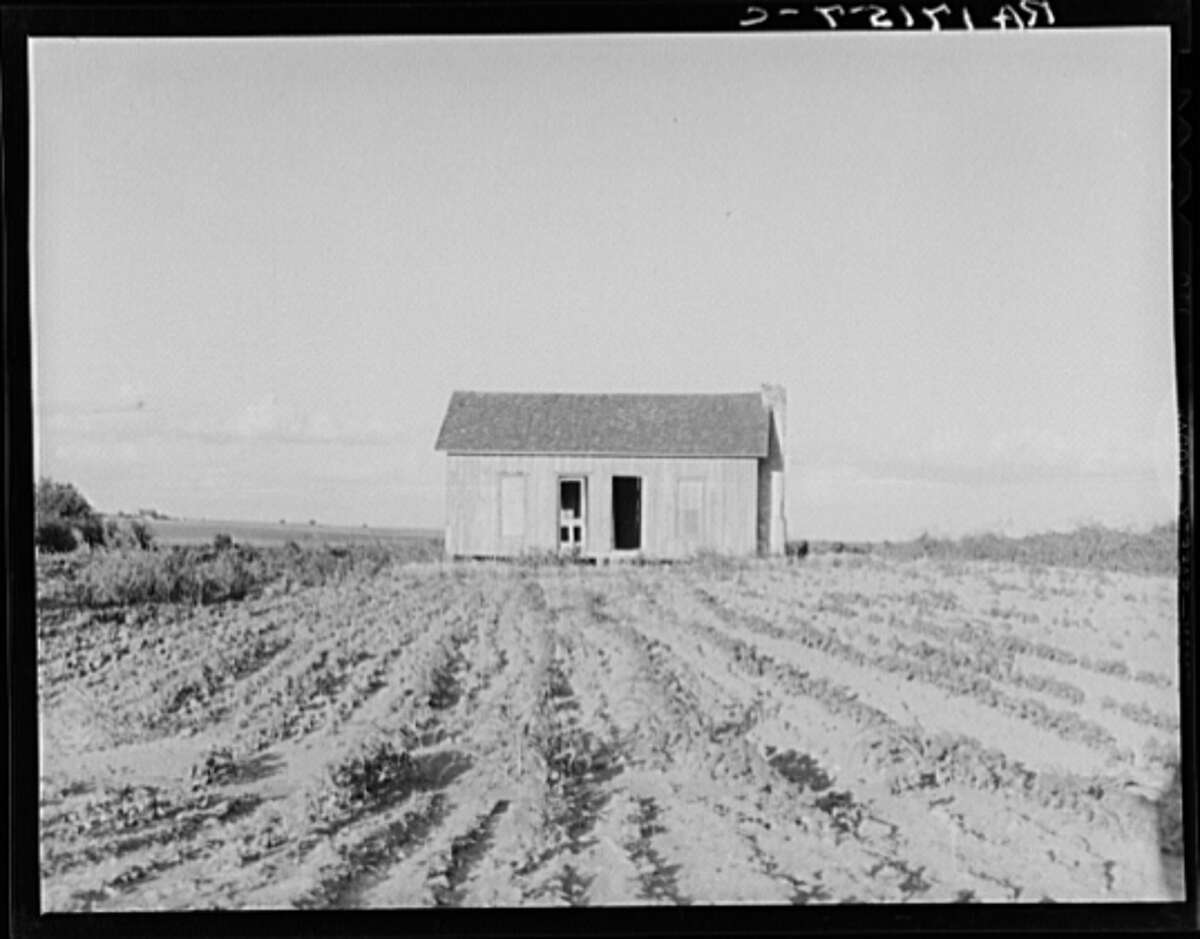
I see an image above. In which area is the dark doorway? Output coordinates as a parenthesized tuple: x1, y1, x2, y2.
(612, 476, 641, 550)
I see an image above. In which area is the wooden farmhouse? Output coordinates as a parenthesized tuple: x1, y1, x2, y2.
(434, 385, 787, 560)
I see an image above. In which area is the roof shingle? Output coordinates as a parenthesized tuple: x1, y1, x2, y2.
(435, 391, 769, 457)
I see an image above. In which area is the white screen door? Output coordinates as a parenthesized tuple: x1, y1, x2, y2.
(558, 477, 585, 552)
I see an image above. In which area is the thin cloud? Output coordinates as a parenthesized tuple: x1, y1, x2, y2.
(37, 396, 409, 448)
(225, 396, 402, 445)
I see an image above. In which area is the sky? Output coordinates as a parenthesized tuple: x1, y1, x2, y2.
(31, 30, 1177, 540)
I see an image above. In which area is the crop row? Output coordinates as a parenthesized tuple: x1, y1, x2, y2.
(698, 586, 1126, 758)
(886, 637, 1086, 705)
(505, 626, 624, 901)
(149, 632, 293, 730)
(678, 585, 1146, 813)
(954, 620, 1172, 690)
(887, 609, 1173, 690)
(700, 607, 1129, 820)
(1098, 697, 1179, 733)
(757, 565, 1174, 691)
(41, 780, 257, 882)
(787, 593, 1174, 699)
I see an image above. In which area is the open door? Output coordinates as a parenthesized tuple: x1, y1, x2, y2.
(612, 476, 641, 550)
(558, 477, 586, 553)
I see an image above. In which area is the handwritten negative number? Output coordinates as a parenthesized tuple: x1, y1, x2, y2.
(754, 1, 1054, 28)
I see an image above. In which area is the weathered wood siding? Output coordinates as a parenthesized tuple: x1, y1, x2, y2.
(445, 454, 759, 558)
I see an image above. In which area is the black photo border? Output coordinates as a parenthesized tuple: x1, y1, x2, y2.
(3, 1, 1195, 936)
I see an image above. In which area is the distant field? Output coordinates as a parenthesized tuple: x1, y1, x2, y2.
(143, 517, 443, 548)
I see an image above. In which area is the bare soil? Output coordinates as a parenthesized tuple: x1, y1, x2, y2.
(37, 554, 1183, 909)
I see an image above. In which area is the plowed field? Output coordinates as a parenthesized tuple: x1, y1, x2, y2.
(38, 554, 1183, 909)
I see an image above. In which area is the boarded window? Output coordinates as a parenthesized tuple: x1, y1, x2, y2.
(678, 478, 704, 542)
(500, 474, 526, 539)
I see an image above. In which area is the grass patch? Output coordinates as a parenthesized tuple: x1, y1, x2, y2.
(72, 547, 268, 606)
(513, 549, 595, 567)
(41, 537, 443, 609)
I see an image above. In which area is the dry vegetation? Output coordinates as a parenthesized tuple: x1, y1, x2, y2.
(871, 523, 1178, 577)
(37, 529, 1183, 909)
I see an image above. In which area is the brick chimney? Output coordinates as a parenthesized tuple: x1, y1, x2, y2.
(760, 383, 787, 554)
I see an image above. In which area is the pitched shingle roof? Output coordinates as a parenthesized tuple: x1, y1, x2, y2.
(435, 391, 769, 457)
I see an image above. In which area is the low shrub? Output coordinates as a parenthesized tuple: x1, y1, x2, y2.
(36, 478, 105, 552)
(1095, 659, 1130, 678)
(1134, 669, 1174, 689)
(102, 517, 155, 550)
(191, 746, 238, 787)
(307, 735, 417, 824)
(53, 537, 435, 608)
(36, 519, 78, 554)
(785, 540, 810, 560)
(72, 547, 270, 606)
(275, 541, 400, 584)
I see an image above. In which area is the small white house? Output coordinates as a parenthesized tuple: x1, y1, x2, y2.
(434, 385, 786, 560)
